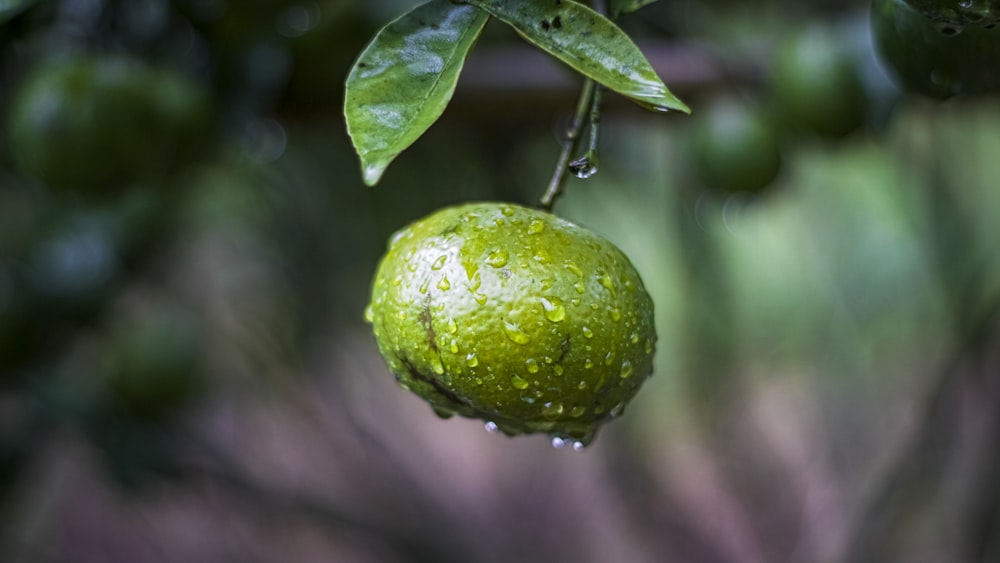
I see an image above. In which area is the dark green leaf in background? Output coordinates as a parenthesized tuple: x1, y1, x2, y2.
(610, 0, 660, 18)
(466, 0, 688, 114)
(0, 0, 38, 25)
(345, 0, 489, 186)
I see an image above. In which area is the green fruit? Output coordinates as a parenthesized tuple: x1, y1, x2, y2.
(771, 27, 867, 138)
(365, 202, 656, 448)
(7, 55, 211, 194)
(102, 307, 204, 420)
(872, 0, 1000, 99)
(691, 98, 782, 194)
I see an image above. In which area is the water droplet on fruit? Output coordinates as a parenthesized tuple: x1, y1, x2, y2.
(486, 249, 509, 268)
(532, 249, 551, 263)
(619, 359, 634, 378)
(570, 405, 586, 418)
(599, 272, 615, 294)
(542, 401, 564, 418)
(473, 293, 488, 305)
(466, 353, 479, 367)
(578, 380, 588, 390)
(540, 296, 566, 322)
(500, 205, 515, 217)
(564, 260, 583, 277)
(431, 255, 447, 270)
(610, 307, 621, 321)
(485, 421, 499, 433)
(584, 358, 593, 369)
(554, 365, 564, 376)
(447, 318, 458, 334)
(430, 356, 445, 375)
(503, 320, 531, 344)
(582, 326, 594, 339)
(644, 338, 654, 354)
(604, 351, 614, 366)
(525, 358, 540, 373)
(449, 339, 459, 353)
(528, 219, 545, 234)
(570, 298, 581, 307)
(511, 375, 530, 389)
(630, 332, 639, 344)
(419, 278, 430, 294)
(610, 401, 625, 417)
(364, 304, 374, 323)
(437, 275, 451, 291)
(574, 282, 585, 294)
(540, 278, 555, 291)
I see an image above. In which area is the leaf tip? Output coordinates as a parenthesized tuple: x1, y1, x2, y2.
(362, 161, 388, 186)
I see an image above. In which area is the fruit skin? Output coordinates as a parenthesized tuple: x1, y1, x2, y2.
(691, 97, 782, 194)
(872, 0, 1000, 99)
(366, 202, 656, 445)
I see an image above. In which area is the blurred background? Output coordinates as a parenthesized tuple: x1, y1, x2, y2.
(1, 0, 999, 561)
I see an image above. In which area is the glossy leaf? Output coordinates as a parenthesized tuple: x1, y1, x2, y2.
(611, 0, 660, 17)
(345, 0, 489, 186)
(466, 0, 688, 113)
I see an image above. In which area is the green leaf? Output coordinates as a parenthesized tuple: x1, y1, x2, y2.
(345, 1, 489, 186)
(465, 0, 688, 114)
(610, 0, 660, 17)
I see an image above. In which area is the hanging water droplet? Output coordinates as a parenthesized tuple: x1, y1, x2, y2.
(437, 275, 451, 291)
(511, 375, 530, 389)
(525, 358, 540, 373)
(610, 401, 625, 417)
(486, 249, 509, 268)
(503, 320, 531, 344)
(540, 296, 566, 322)
(572, 441, 586, 452)
(466, 353, 479, 367)
(431, 255, 447, 270)
(528, 219, 545, 234)
(569, 155, 599, 179)
(485, 421, 499, 433)
(619, 359, 634, 378)
(364, 304, 374, 323)
(551, 436, 568, 449)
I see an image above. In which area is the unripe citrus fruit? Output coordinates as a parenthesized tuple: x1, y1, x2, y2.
(691, 97, 782, 194)
(872, 0, 1000, 99)
(365, 202, 656, 448)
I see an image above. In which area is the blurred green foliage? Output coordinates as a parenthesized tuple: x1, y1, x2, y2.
(1, 0, 999, 562)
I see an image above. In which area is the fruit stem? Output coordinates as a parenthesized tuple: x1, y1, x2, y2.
(539, 0, 608, 212)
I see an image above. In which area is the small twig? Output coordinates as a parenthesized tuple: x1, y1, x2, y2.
(539, 0, 609, 212)
(539, 78, 596, 212)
